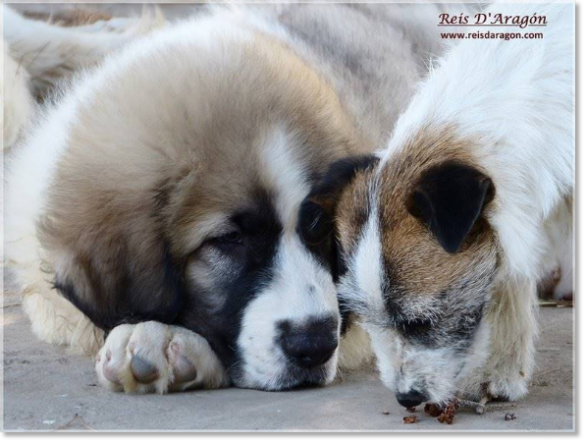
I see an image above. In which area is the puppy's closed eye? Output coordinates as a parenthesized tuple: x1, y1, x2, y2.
(207, 231, 245, 252)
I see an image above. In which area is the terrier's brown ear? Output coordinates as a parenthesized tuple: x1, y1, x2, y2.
(407, 161, 495, 254)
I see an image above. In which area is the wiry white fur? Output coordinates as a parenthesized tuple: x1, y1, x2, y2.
(384, 3, 574, 282)
(542, 196, 574, 299)
(364, 326, 400, 392)
(353, 210, 385, 313)
(360, 3, 574, 402)
(364, 315, 492, 406)
(335, 211, 383, 373)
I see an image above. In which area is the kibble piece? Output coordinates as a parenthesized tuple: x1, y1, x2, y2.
(437, 400, 458, 425)
(403, 415, 418, 424)
(437, 412, 454, 425)
(504, 413, 517, 421)
(382, 411, 390, 416)
(406, 406, 417, 413)
(424, 403, 442, 417)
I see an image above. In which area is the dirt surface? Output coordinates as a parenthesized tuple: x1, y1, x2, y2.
(2, 303, 574, 431)
(3, 1, 575, 432)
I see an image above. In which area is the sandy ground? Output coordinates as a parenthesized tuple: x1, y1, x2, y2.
(2, 300, 574, 431)
(3, 1, 575, 432)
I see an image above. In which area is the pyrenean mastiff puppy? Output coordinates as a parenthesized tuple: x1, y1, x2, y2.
(6, 3, 479, 394)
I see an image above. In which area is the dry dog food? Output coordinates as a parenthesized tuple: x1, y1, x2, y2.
(425, 400, 458, 425)
(424, 403, 443, 417)
(403, 415, 418, 424)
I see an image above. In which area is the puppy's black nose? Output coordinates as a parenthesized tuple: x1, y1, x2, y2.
(279, 317, 338, 369)
(396, 390, 429, 408)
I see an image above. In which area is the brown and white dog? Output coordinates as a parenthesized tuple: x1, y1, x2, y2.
(308, 3, 574, 407)
(5, 3, 460, 393)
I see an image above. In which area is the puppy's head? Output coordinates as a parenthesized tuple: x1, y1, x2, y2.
(39, 26, 371, 390)
(309, 129, 499, 405)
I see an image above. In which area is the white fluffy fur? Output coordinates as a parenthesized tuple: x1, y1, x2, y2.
(363, 2, 574, 401)
(203, 125, 341, 390)
(3, 7, 165, 95)
(4, 7, 167, 355)
(2, 39, 34, 150)
(237, 233, 341, 389)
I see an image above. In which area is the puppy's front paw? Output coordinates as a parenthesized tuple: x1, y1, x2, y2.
(459, 365, 530, 402)
(486, 371, 529, 401)
(95, 322, 229, 394)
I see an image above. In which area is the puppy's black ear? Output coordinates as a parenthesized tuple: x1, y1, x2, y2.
(407, 161, 495, 254)
(50, 238, 185, 333)
(299, 155, 379, 247)
(39, 184, 185, 333)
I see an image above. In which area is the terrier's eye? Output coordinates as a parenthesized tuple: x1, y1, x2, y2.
(298, 201, 333, 245)
(399, 318, 433, 337)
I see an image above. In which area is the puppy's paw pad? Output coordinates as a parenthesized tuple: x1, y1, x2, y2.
(95, 322, 226, 394)
(130, 355, 160, 384)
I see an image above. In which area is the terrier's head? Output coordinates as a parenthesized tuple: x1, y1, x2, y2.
(299, 129, 500, 406)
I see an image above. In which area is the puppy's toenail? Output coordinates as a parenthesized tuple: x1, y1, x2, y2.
(106, 350, 112, 361)
(130, 356, 159, 384)
(172, 356, 197, 384)
(103, 364, 119, 384)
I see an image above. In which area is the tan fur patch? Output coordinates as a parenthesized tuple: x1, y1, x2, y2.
(338, 125, 499, 298)
(336, 166, 377, 255)
(377, 126, 497, 296)
(38, 28, 368, 312)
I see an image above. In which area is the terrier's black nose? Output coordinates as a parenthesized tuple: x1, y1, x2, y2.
(396, 390, 429, 408)
(279, 317, 338, 369)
